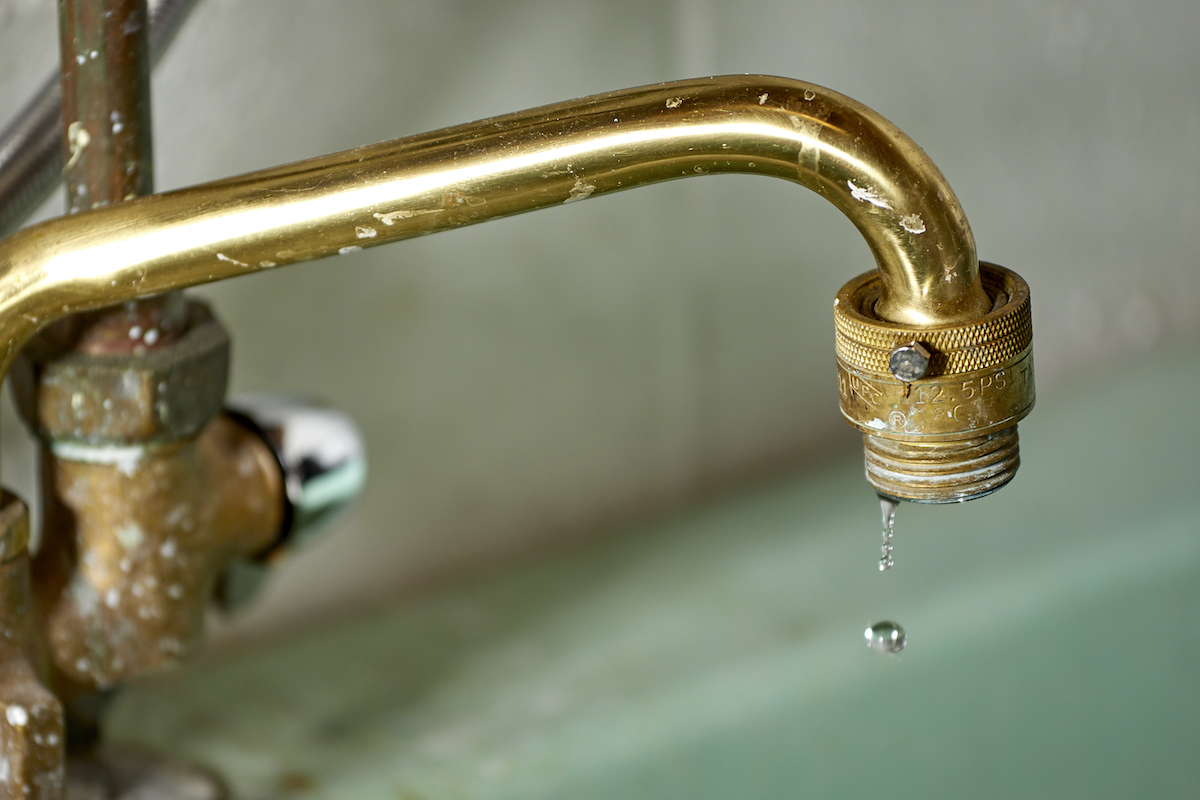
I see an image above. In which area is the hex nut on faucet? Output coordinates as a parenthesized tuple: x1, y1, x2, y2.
(11, 302, 229, 445)
(888, 341, 932, 382)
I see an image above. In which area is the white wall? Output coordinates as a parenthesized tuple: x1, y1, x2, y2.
(1, 0, 1197, 644)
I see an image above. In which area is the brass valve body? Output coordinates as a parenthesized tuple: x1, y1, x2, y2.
(834, 262, 1034, 503)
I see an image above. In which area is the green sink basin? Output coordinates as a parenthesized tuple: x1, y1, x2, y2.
(108, 344, 1200, 799)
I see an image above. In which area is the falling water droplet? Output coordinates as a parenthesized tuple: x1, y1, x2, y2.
(879, 495, 898, 570)
(865, 621, 906, 654)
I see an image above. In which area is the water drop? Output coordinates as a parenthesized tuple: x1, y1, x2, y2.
(865, 621, 906, 654)
(879, 495, 898, 570)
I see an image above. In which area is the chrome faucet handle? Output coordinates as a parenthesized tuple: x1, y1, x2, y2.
(225, 394, 367, 553)
(218, 395, 367, 611)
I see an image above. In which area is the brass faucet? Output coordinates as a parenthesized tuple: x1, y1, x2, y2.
(0, 5, 1032, 794)
(0, 74, 1033, 495)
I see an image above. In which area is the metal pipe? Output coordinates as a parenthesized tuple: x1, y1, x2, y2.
(2, 73, 1032, 502)
(55, 0, 190, 357)
(0, 0, 199, 237)
(59, 0, 154, 213)
(0, 75, 990, 372)
(0, 64, 1032, 792)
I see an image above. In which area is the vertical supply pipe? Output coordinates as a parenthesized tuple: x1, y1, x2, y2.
(58, 0, 153, 211)
(0, 0, 200, 237)
(57, 0, 185, 352)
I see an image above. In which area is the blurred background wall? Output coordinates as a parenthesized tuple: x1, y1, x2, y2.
(1, 0, 1197, 646)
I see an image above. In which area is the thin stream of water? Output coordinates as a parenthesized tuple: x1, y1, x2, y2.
(867, 497, 906, 654)
(879, 495, 898, 571)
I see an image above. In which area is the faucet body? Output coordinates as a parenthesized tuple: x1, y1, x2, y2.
(0, 75, 991, 362)
(0, 73, 1033, 500)
(0, 67, 1033, 795)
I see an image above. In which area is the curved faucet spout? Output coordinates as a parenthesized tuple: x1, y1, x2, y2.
(0, 75, 989, 373)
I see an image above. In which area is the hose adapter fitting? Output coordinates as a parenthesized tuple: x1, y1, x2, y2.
(834, 262, 1035, 503)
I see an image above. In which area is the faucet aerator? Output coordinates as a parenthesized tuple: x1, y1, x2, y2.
(864, 426, 1021, 504)
(835, 262, 1035, 504)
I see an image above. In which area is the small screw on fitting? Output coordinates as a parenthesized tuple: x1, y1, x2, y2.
(888, 341, 931, 382)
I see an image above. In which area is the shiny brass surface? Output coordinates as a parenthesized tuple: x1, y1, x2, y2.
(32, 415, 284, 693)
(0, 75, 990, 392)
(836, 263, 1032, 380)
(0, 74, 1033, 785)
(0, 65, 1034, 796)
(835, 262, 1034, 502)
(835, 263, 1033, 441)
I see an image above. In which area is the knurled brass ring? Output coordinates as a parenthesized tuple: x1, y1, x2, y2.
(834, 262, 1031, 377)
